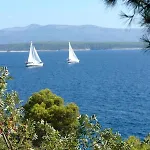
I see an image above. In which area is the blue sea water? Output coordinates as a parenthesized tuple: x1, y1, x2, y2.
(0, 50, 150, 139)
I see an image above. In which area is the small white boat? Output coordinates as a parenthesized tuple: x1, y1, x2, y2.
(67, 42, 80, 64)
(26, 41, 44, 67)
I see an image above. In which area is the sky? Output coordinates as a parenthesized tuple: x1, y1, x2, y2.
(0, 0, 141, 29)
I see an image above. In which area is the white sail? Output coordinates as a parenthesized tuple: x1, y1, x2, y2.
(33, 46, 42, 63)
(68, 42, 79, 63)
(28, 41, 35, 63)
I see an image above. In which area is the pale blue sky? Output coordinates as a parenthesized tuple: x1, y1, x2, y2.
(0, 0, 141, 29)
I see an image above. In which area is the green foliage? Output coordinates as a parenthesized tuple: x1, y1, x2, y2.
(144, 134, 150, 145)
(0, 137, 8, 150)
(126, 136, 141, 149)
(24, 89, 79, 136)
(0, 67, 35, 149)
(39, 121, 78, 150)
(77, 115, 150, 149)
(126, 135, 150, 150)
(77, 114, 130, 150)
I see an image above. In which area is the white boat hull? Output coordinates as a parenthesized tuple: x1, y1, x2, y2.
(68, 59, 80, 64)
(26, 62, 44, 67)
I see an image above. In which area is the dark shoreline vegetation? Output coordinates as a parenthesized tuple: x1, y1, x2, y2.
(0, 41, 146, 51)
(0, 67, 150, 149)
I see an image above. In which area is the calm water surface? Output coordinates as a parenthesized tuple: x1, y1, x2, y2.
(1, 50, 150, 139)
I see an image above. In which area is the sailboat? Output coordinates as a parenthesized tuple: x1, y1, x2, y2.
(67, 42, 80, 63)
(26, 41, 44, 67)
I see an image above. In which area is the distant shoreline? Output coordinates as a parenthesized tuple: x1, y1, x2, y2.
(0, 48, 144, 52)
(0, 41, 145, 52)
(110, 48, 143, 50)
(0, 49, 91, 52)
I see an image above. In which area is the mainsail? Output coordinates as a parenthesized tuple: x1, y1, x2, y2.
(33, 46, 42, 63)
(28, 42, 35, 63)
(68, 42, 79, 63)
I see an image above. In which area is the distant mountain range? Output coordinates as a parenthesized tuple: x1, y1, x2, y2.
(0, 24, 143, 44)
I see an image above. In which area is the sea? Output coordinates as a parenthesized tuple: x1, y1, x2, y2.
(0, 50, 150, 140)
